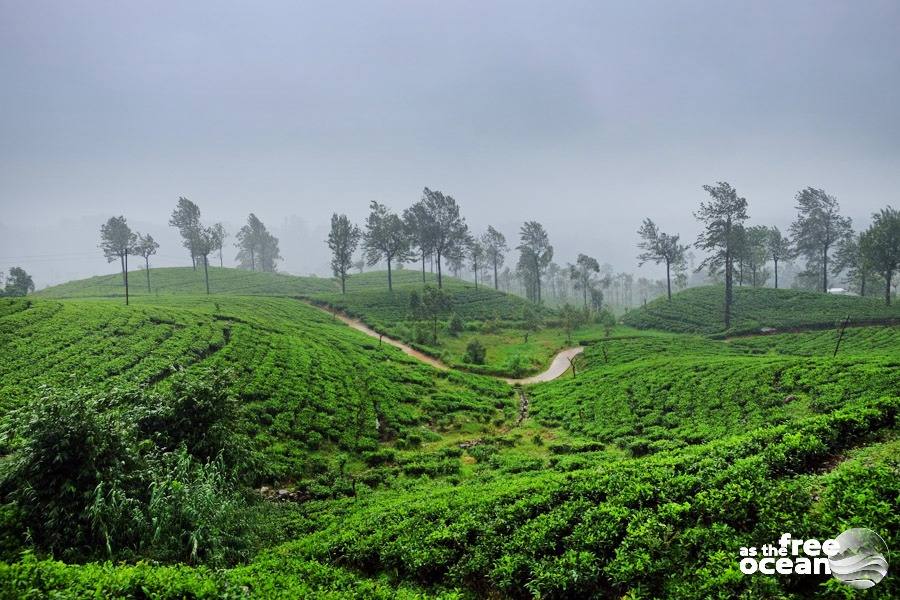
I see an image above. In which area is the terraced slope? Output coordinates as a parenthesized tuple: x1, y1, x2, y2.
(36, 266, 338, 298)
(622, 285, 900, 335)
(0, 296, 513, 481)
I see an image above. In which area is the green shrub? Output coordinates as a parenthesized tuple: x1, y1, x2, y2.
(464, 339, 487, 365)
(448, 313, 464, 336)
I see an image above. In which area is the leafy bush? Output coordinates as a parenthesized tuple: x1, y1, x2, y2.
(447, 314, 464, 336)
(464, 339, 486, 364)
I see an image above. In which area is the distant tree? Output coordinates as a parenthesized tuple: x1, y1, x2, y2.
(403, 200, 436, 285)
(597, 308, 616, 337)
(235, 214, 281, 272)
(446, 245, 465, 279)
(169, 197, 202, 269)
(414, 285, 452, 343)
(481, 226, 508, 290)
(522, 304, 543, 343)
(353, 259, 365, 274)
(559, 303, 584, 343)
(517, 221, 553, 303)
(211, 223, 227, 267)
(694, 182, 749, 329)
(100, 216, 137, 305)
(766, 226, 793, 289)
(636, 218, 687, 300)
(327, 213, 361, 294)
(421, 188, 469, 288)
(134, 233, 160, 292)
(744, 225, 771, 287)
(589, 287, 605, 313)
(468, 237, 485, 289)
(464, 339, 486, 365)
(4, 266, 34, 296)
(789, 188, 852, 292)
(448, 313, 464, 336)
(834, 232, 875, 297)
(194, 226, 221, 295)
(861, 206, 900, 305)
(362, 201, 411, 292)
(568, 253, 600, 309)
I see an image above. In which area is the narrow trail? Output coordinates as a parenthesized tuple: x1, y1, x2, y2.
(309, 302, 584, 385)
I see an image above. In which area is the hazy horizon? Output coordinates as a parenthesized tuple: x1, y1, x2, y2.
(3, 1, 899, 288)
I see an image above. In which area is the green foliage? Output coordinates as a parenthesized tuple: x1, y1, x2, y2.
(622, 285, 900, 334)
(447, 313, 464, 336)
(463, 339, 486, 365)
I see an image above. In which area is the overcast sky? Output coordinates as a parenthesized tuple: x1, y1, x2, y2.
(2, 1, 899, 288)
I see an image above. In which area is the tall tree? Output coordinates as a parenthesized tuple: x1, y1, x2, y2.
(744, 225, 771, 287)
(327, 213, 361, 294)
(3, 267, 34, 297)
(861, 206, 900, 305)
(834, 232, 874, 297)
(421, 188, 469, 289)
(636, 218, 687, 300)
(194, 226, 220, 295)
(516, 221, 553, 303)
(133, 233, 159, 292)
(410, 285, 452, 343)
(468, 237, 484, 289)
(168, 197, 202, 269)
(694, 182, 749, 329)
(568, 253, 600, 309)
(235, 214, 282, 272)
(362, 201, 411, 292)
(766, 226, 793, 289)
(99, 216, 137, 305)
(211, 223, 227, 267)
(789, 188, 852, 292)
(403, 200, 436, 285)
(481, 226, 508, 290)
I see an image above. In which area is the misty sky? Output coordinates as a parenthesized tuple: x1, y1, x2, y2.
(2, 1, 900, 288)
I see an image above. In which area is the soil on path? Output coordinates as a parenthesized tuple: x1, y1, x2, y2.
(311, 303, 583, 384)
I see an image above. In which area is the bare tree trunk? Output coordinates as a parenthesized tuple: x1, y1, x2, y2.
(219, 247, 223, 268)
(341, 270, 346, 294)
(387, 257, 393, 292)
(665, 260, 671, 300)
(822, 246, 829, 292)
(145, 256, 151, 292)
(203, 255, 210, 295)
(493, 259, 498, 290)
(887, 272, 893, 306)
(436, 250, 443, 288)
(421, 251, 426, 285)
(124, 253, 130, 306)
(774, 258, 779, 289)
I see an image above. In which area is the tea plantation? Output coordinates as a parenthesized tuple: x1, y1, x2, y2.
(1, 268, 897, 598)
(622, 285, 900, 335)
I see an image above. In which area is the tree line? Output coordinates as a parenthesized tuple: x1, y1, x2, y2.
(328, 187, 611, 310)
(97, 197, 282, 303)
(637, 182, 899, 327)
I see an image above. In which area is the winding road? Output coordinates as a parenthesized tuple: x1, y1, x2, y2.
(312, 303, 584, 385)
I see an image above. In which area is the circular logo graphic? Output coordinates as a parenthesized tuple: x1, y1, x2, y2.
(828, 528, 889, 589)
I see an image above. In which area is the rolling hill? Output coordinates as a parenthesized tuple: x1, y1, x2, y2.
(2, 271, 898, 598)
(622, 285, 900, 335)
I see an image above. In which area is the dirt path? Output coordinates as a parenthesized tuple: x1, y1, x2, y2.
(311, 303, 583, 385)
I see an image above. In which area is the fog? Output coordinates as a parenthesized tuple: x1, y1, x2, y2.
(2, 1, 899, 288)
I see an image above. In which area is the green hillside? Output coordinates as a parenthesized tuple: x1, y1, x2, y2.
(0, 295, 513, 483)
(622, 285, 900, 335)
(2, 273, 898, 598)
(36, 266, 338, 298)
(37, 267, 609, 376)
